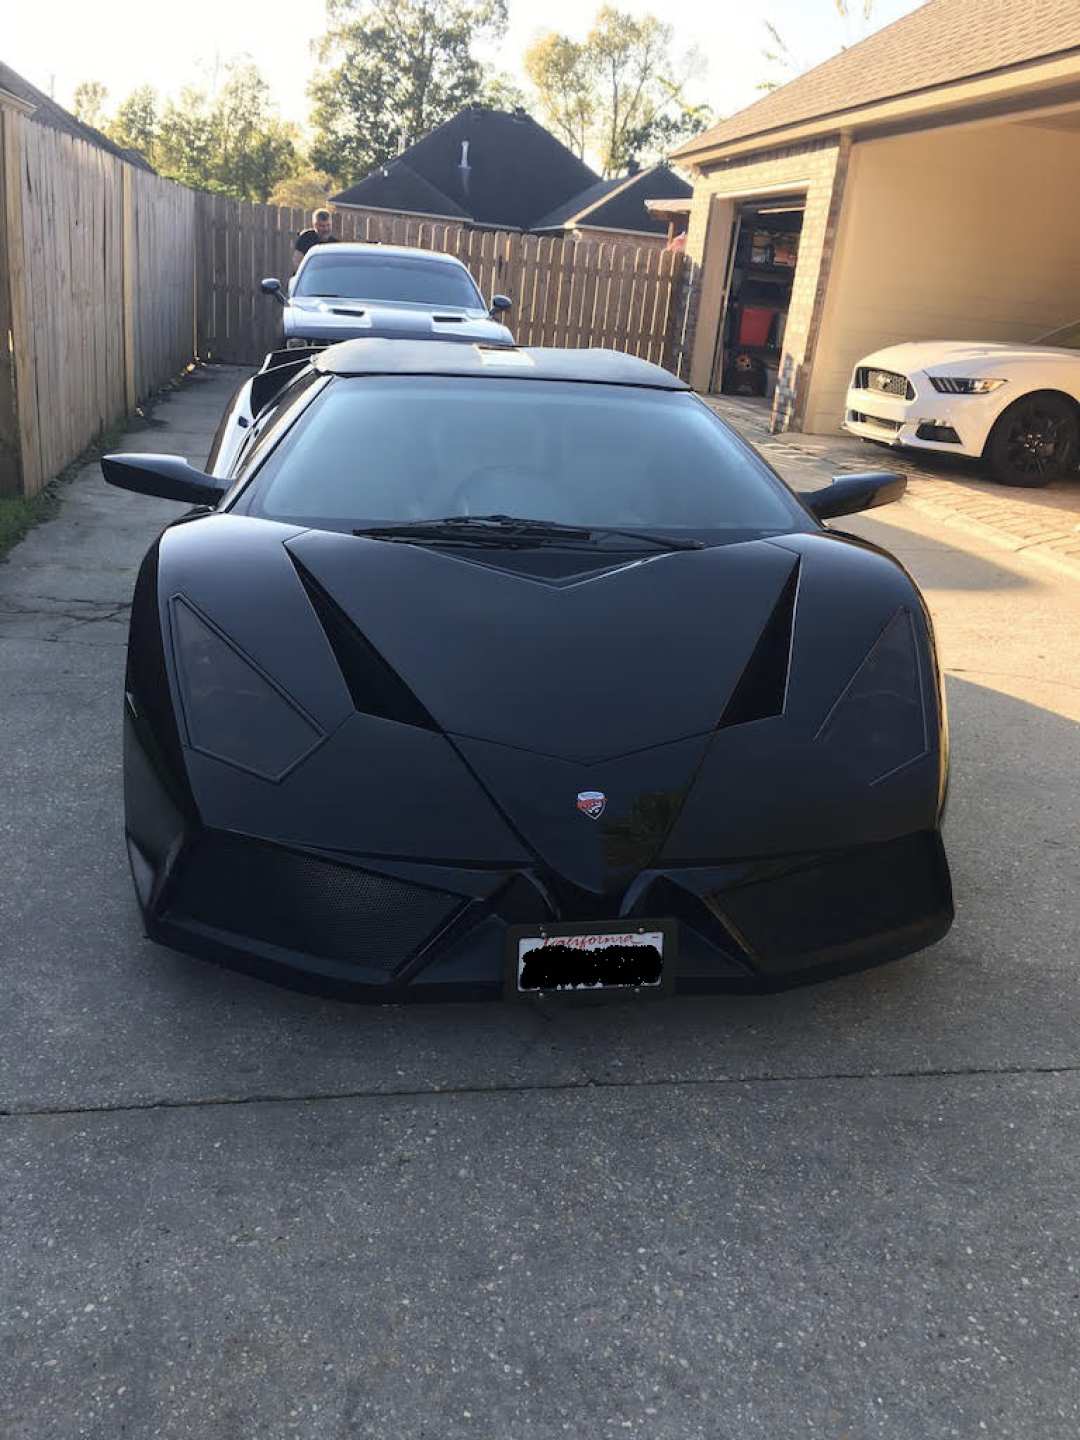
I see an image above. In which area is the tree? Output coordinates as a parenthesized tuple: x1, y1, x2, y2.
(308, 0, 510, 187)
(109, 85, 158, 165)
(759, 1, 876, 91)
(268, 167, 337, 212)
(525, 8, 709, 176)
(72, 81, 108, 130)
(523, 34, 595, 159)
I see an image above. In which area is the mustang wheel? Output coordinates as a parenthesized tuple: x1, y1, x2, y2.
(985, 392, 1079, 488)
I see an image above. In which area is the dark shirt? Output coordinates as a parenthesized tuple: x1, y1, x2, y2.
(294, 228, 338, 256)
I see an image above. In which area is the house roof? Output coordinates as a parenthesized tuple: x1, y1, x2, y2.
(0, 62, 155, 171)
(675, 0, 1080, 160)
(333, 107, 601, 230)
(516, 164, 695, 234)
(333, 160, 470, 220)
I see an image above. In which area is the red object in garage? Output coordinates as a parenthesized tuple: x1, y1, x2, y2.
(738, 306, 778, 347)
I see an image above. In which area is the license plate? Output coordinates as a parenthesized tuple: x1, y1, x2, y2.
(507, 920, 674, 997)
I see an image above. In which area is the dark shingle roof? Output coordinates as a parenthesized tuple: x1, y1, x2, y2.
(333, 107, 601, 230)
(675, 0, 1080, 158)
(333, 160, 470, 219)
(533, 165, 693, 235)
(0, 62, 155, 171)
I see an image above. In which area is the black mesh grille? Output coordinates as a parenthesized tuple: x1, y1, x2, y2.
(290, 556, 436, 730)
(856, 368, 914, 400)
(850, 411, 902, 433)
(718, 560, 798, 728)
(167, 832, 460, 971)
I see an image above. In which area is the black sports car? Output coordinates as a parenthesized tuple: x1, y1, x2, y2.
(104, 340, 952, 1000)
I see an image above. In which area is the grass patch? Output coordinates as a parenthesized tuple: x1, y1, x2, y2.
(0, 489, 61, 561)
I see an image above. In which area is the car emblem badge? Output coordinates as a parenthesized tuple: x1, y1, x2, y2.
(576, 790, 607, 820)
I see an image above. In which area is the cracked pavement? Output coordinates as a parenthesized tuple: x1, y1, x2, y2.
(1, 366, 1079, 1438)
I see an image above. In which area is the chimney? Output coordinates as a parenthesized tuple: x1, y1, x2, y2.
(459, 139, 471, 199)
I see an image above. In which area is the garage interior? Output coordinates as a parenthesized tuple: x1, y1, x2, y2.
(713, 200, 805, 404)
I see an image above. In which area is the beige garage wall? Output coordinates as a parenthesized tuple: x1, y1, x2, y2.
(805, 119, 1080, 433)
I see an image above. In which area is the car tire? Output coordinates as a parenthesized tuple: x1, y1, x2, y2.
(985, 391, 1079, 487)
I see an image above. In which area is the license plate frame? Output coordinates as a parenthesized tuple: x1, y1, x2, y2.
(505, 918, 676, 999)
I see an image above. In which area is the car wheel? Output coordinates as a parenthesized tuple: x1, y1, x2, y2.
(985, 392, 1079, 487)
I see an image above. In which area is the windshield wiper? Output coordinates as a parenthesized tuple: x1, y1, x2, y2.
(352, 514, 704, 551)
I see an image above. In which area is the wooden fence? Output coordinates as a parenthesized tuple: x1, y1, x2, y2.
(0, 109, 693, 500)
(195, 195, 689, 372)
(0, 106, 195, 497)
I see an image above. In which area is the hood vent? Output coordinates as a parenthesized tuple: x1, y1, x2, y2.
(290, 555, 436, 731)
(718, 560, 799, 729)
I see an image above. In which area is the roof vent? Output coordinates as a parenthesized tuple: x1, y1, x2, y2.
(459, 139, 471, 198)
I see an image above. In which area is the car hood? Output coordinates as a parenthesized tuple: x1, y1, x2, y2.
(157, 519, 938, 888)
(858, 339, 1080, 374)
(284, 298, 514, 346)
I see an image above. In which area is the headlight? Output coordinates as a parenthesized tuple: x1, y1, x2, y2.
(816, 609, 928, 785)
(928, 376, 1006, 395)
(171, 596, 324, 781)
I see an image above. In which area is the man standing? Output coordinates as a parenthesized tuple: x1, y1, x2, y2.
(292, 208, 338, 272)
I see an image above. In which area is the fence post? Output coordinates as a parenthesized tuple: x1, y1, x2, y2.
(121, 164, 137, 411)
(0, 99, 39, 495)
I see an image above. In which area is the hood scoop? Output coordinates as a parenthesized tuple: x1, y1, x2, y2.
(290, 554, 436, 730)
(330, 306, 367, 317)
(718, 559, 799, 727)
(441, 548, 657, 586)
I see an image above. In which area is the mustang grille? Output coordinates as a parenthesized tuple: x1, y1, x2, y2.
(167, 832, 461, 971)
(856, 368, 914, 400)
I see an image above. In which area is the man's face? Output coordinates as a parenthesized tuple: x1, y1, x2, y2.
(314, 215, 332, 238)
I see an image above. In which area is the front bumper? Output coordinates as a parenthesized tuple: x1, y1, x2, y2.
(843, 376, 996, 459)
(134, 823, 953, 1000)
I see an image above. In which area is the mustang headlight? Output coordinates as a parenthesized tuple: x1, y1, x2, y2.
(928, 376, 1006, 395)
(815, 609, 928, 785)
(171, 596, 324, 781)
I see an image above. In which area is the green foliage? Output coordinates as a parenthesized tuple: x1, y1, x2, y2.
(78, 61, 299, 201)
(307, 0, 510, 187)
(0, 491, 58, 562)
(109, 86, 159, 165)
(72, 81, 109, 130)
(267, 167, 337, 212)
(525, 8, 709, 176)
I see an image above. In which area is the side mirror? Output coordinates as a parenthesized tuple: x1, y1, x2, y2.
(101, 454, 227, 507)
(260, 276, 288, 306)
(490, 294, 512, 317)
(803, 471, 907, 521)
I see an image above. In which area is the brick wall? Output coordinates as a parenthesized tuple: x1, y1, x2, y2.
(683, 137, 851, 431)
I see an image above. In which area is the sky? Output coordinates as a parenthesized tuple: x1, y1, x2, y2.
(3, 0, 925, 139)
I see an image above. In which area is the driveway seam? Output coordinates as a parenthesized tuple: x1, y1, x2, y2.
(4, 1061, 1079, 1120)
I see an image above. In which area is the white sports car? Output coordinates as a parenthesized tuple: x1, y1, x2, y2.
(844, 323, 1080, 487)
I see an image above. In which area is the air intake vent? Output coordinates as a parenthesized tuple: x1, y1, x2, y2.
(168, 831, 460, 971)
(718, 560, 799, 729)
(290, 555, 437, 730)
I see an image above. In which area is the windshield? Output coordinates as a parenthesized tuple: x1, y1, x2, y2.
(295, 253, 483, 308)
(1033, 319, 1080, 350)
(236, 378, 808, 544)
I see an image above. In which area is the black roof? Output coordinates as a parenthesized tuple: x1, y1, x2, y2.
(314, 339, 688, 389)
(331, 161, 470, 221)
(0, 62, 155, 172)
(333, 107, 600, 231)
(533, 165, 693, 235)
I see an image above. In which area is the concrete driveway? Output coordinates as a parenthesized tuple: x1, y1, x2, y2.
(2, 366, 1078, 1439)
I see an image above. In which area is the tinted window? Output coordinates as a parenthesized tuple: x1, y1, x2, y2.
(295, 253, 483, 308)
(238, 377, 808, 541)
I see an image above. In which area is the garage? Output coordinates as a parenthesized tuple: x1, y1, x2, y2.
(673, 0, 1080, 441)
(713, 200, 804, 404)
